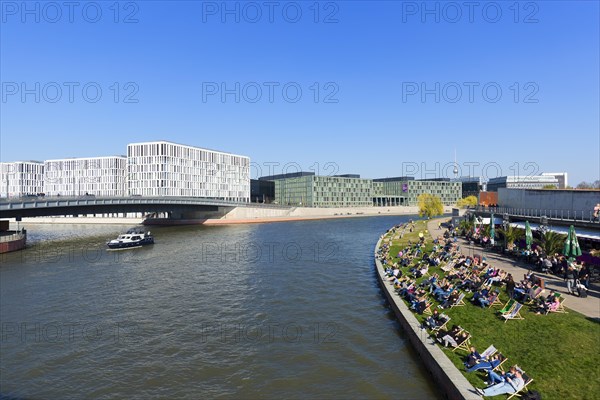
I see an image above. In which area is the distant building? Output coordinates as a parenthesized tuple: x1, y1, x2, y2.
(0, 161, 45, 197)
(453, 176, 484, 198)
(250, 179, 275, 203)
(373, 177, 462, 206)
(541, 172, 568, 189)
(487, 175, 559, 192)
(43, 156, 127, 196)
(271, 173, 373, 207)
(127, 141, 250, 201)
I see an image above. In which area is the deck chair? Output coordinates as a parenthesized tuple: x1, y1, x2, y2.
(498, 299, 516, 315)
(502, 302, 524, 322)
(525, 286, 544, 304)
(452, 330, 472, 353)
(507, 371, 534, 399)
(432, 315, 450, 332)
(422, 301, 433, 316)
(493, 353, 508, 371)
(488, 291, 503, 308)
(548, 293, 568, 314)
(450, 292, 466, 308)
(479, 345, 497, 359)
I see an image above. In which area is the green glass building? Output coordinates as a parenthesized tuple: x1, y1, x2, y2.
(271, 174, 462, 208)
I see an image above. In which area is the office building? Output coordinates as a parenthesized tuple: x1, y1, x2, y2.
(127, 141, 250, 201)
(487, 175, 559, 192)
(43, 156, 127, 196)
(0, 161, 45, 197)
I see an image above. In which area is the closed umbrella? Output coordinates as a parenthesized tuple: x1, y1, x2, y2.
(489, 214, 495, 246)
(563, 225, 582, 259)
(525, 221, 533, 250)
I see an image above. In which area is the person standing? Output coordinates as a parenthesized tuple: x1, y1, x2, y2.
(579, 262, 590, 289)
(565, 264, 577, 295)
(505, 274, 515, 299)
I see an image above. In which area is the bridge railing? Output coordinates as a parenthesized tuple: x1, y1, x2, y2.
(474, 206, 598, 223)
(0, 196, 293, 210)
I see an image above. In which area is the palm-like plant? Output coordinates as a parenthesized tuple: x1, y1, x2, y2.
(498, 225, 524, 250)
(536, 231, 566, 256)
(459, 219, 474, 235)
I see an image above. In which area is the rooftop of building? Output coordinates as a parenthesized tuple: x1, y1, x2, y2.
(127, 140, 249, 158)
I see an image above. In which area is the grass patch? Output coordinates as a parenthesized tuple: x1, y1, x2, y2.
(381, 219, 600, 400)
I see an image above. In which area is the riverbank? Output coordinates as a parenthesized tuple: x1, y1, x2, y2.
(381, 218, 600, 400)
(8, 205, 454, 226)
(374, 228, 479, 400)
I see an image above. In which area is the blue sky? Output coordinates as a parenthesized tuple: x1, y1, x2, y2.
(1, 1, 599, 185)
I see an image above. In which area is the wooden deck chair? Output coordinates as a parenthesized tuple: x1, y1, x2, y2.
(479, 345, 497, 359)
(525, 286, 544, 304)
(432, 315, 450, 332)
(452, 331, 472, 353)
(507, 371, 534, 399)
(549, 293, 568, 314)
(422, 301, 433, 316)
(450, 292, 466, 308)
(488, 291, 503, 308)
(502, 302, 524, 322)
(498, 299, 516, 315)
(493, 353, 508, 371)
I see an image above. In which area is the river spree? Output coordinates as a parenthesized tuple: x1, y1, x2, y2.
(1, 217, 439, 399)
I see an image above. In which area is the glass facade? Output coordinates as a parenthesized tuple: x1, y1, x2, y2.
(274, 176, 461, 207)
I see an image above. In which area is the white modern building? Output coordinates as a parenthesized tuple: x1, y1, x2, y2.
(541, 172, 568, 189)
(127, 141, 250, 201)
(43, 156, 127, 196)
(0, 161, 45, 198)
(487, 175, 559, 192)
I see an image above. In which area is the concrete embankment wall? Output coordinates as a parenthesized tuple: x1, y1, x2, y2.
(499, 188, 600, 218)
(374, 237, 478, 400)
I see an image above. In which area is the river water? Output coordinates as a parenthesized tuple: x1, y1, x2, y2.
(0, 216, 439, 399)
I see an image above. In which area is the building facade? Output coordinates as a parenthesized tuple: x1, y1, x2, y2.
(453, 176, 484, 198)
(127, 141, 250, 201)
(541, 172, 568, 189)
(487, 175, 559, 192)
(373, 177, 462, 206)
(43, 156, 127, 196)
(0, 161, 45, 197)
(273, 174, 373, 207)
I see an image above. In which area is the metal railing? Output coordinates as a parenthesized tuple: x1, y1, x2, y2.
(0, 231, 26, 243)
(474, 206, 599, 223)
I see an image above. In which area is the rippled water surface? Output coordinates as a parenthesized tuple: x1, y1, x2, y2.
(1, 217, 439, 399)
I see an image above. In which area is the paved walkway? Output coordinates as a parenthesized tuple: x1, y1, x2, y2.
(427, 218, 600, 319)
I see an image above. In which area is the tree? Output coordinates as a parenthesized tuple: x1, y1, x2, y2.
(542, 184, 557, 189)
(536, 231, 565, 256)
(457, 195, 478, 208)
(577, 180, 600, 189)
(418, 193, 443, 219)
(497, 225, 524, 251)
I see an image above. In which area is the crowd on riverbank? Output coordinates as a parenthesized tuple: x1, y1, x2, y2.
(375, 221, 584, 399)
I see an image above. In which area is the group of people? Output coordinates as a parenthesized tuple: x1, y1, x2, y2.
(377, 222, 539, 398)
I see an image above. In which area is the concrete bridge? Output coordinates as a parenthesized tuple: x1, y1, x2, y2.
(0, 196, 291, 220)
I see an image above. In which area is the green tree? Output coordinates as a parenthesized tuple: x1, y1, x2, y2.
(418, 193, 444, 219)
(457, 195, 478, 208)
(542, 184, 557, 189)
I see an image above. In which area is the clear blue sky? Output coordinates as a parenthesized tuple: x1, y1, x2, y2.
(1, 1, 599, 185)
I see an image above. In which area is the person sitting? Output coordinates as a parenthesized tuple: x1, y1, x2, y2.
(466, 354, 501, 373)
(471, 288, 490, 307)
(476, 366, 524, 397)
(439, 330, 468, 348)
(464, 346, 482, 368)
(535, 293, 560, 314)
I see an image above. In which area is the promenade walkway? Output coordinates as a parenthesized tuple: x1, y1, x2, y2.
(427, 218, 600, 319)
